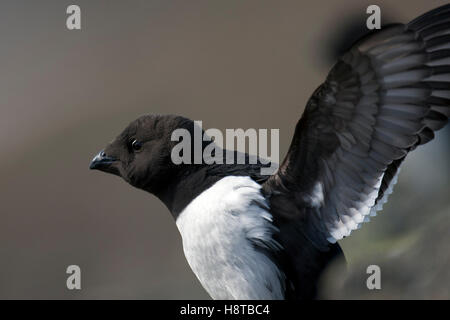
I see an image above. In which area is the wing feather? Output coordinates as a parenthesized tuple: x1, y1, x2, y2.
(264, 4, 450, 247)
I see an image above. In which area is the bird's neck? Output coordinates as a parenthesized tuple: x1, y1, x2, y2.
(150, 164, 221, 220)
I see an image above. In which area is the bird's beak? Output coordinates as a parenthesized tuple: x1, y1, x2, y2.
(89, 150, 119, 174)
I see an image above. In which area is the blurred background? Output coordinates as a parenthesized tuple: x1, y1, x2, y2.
(0, 0, 448, 299)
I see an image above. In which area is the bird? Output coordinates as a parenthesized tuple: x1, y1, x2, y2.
(90, 4, 450, 300)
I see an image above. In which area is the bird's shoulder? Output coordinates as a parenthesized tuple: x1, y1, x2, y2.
(169, 161, 269, 218)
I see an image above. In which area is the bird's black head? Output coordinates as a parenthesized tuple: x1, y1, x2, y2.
(90, 114, 200, 197)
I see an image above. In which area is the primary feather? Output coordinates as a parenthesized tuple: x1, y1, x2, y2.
(264, 4, 450, 248)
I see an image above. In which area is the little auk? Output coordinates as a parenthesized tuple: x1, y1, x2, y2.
(90, 4, 450, 299)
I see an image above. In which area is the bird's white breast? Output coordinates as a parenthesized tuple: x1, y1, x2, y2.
(175, 176, 285, 300)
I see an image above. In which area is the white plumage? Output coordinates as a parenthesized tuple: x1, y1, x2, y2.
(176, 176, 285, 299)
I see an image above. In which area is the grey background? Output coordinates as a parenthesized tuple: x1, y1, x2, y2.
(0, 0, 448, 299)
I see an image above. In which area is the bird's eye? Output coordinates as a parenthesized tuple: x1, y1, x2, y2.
(131, 139, 143, 152)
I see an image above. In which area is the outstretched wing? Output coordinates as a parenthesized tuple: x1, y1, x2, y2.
(264, 4, 450, 247)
